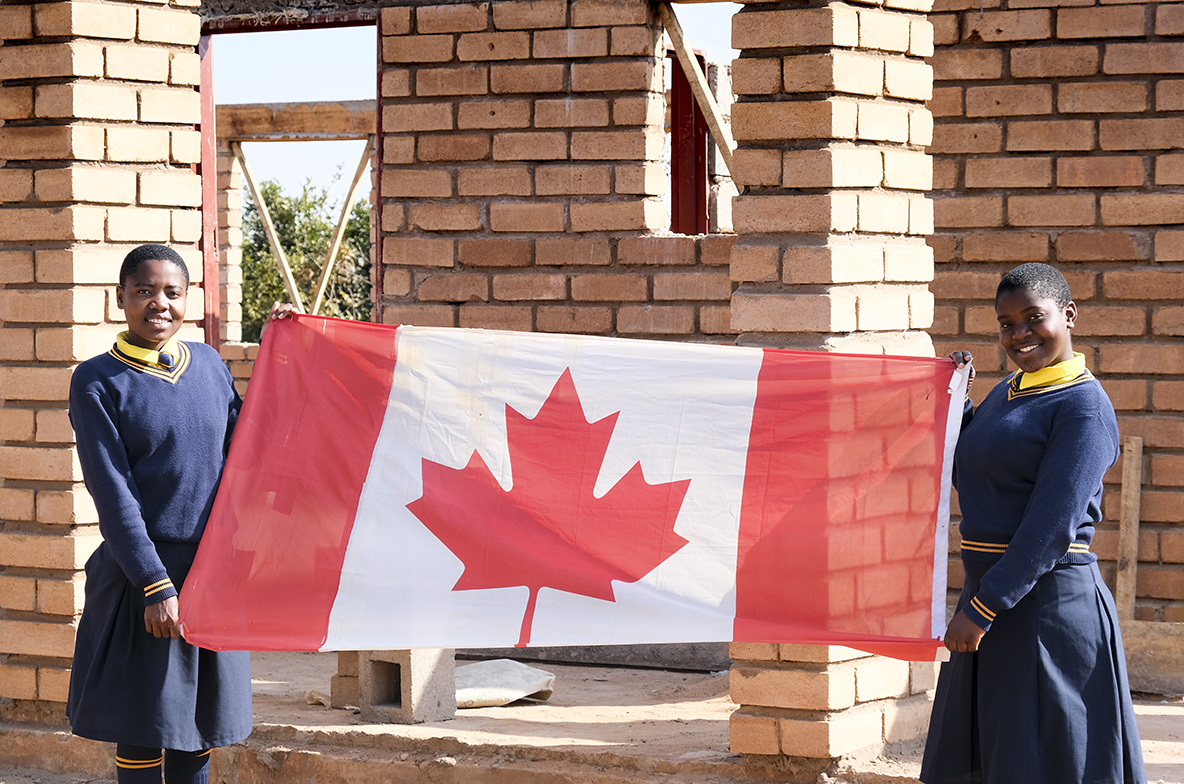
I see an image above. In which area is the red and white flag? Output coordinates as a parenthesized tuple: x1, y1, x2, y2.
(181, 315, 966, 660)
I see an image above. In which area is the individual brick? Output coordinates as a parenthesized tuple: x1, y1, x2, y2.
(416, 273, 489, 302)
(729, 711, 780, 756)
(732, 6, 858, 50)
(732, 58, 782, 96)
(490, 63, 565, 93)
(458, 166, 531, 196)
(734, 193, 858, 234)
(1157, 154, 1184, 185)
(383, 69, 412, 98)
(140, 170, 202, 207)
(383, 35, 455, 64)
(614, 304, 694, 335)
(571, 0, 648, 28)
(532, 27, 607, 58)
(137, 7, 200, 46)
(571, 273, 647, 301)
(1105, 270, 1184, 300)
(569, 199, 664, 232)
(492, 273, 566, 300)
(1006, 121, 1095, 152)
(489, 202, 565, 232)
(610, 25, 655, 57)
(0, 4, 33, 40)
(458, 99, 530, 129)
(381, 6, 412, 36)
(535, 98, 610, 128)
(858, 191, 911, 233)
(381, 305, 455, 327)
(458, 305, 533, 331)
(858, 101, 913, 144)
(409, 204, 482, 232)
(1056, 232, 1140, 262)
(731, 289, 858, 333)
(858, 9, 912, 54)
(571, 61, 658, 92)
(784, 147, 882, 189)
(1058, 6, 1145, 39)
(964, 156, 1051, 189)
(0, 42, 103, 80)
(416, 66, 489, 96)
(1057, 157, 1145, 188)
(35, 2, 136, 39)
(782, 52, 883, 97)
(965, 84, 1051, 117)
(571, 129, 662, 160)
(0, 206, 105, 242)
(383, 237, 455, 268)
(0, 85, 35, 120)
(169, 51, 200, 86)
(0, 619, 78, 658)
(884, 58, 932, 101)
(536, 237, 611, 266)
(382, 169, 453, 198)
(492, 131, 567, 160)
(731, 244, 781, 283)
(418, 134, 491, 162)
(1160, 81, 1184, 111)
(613, 162, 664, 196)
(930, 49, 1003, 80)
(1058, 82, 1148, 114)
(929, 122, 1002, 154)
(653, 273, 731, 301)
(34, 574, 85, 616)
(1100, 119, 1184, 152)
(492, 0, 566, 30)
(107, 206, 172, 241)
(383, 102, 453, 133)
(1157, 230, 1184, 261)
(964, 10, 1050, 41)
(456, 32, 530, 61)
(962, 232, 1049, 262)
(1102, 195, 1184, 225)
(932, 196, 1003, 229)
(733, 149, 781, 187)
(732, 100, 857, 142)
(910, 16, 935, 57)
(0, 124, 104, 161)
(536, 165, 610, 195)
(1010, 46, 1099, 78)
(1008, 194, 1095, 227)
(1105, 43, 1184, 75)
(140, 87, 200, 124)
(537, 306, 613, 334)
(618, 235, 695, 266)
(1071, 306, 1145, 337)
(417, 3, 489, 34)
(458, 238, 532, 267)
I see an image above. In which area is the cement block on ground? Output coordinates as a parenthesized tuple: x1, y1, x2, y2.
(357, 648, 456, 723)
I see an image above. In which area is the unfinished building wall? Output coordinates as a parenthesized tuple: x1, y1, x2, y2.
(376, 0, 737, 341)
(0, 0, 204, 717)
(930, 0, 1184, 619)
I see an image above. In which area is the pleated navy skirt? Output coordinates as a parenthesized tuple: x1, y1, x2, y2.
(921, 561, 1145, 784)
(67, 541, 253, 751)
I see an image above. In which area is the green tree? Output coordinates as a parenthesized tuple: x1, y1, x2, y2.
(240, 178, 372, 342)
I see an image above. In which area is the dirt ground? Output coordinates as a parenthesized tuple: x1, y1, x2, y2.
(3, 651, 1183, 784)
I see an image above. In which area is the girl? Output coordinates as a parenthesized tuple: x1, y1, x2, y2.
(921, 263, 1145, 783)
(68, 245, 252, 784)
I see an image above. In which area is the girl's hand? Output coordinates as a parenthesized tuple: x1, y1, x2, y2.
(145, 596, 181, 639)
(947, 350, 975, 392)
(260, 302, 295, 341)
(943, 609, 987, 653)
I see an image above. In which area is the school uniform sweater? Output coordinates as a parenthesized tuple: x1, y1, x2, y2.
(69, 335, 240, 606)
(955, 354, 1119, 631)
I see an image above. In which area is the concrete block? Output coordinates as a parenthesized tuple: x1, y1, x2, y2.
(358, 649, 456, 723)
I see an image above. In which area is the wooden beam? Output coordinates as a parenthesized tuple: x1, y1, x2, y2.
(231, 142, 306, 314)
(656, 2, 735, 179)
(311, 137, 374, 316)
(1116, 434, 1144, 621)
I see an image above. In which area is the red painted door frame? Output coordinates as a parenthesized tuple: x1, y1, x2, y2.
(668, 51, 709, 236)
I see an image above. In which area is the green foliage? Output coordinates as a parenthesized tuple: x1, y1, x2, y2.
(240, 178, 372, 342)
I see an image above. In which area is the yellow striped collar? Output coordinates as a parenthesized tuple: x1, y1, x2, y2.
(116, 332, 181, 369)
(1017, 352, 1086, 390)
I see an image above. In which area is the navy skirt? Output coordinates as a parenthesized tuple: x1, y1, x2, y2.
(921, 561, 1145, 784)
(67, 541, 253, 751)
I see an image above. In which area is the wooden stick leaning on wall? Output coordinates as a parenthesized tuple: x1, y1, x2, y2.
(1116, 434, 1143, 621)
(656, 2, 735, 179)
(231, 141, 307, 315)
(311, 137, 374, 317)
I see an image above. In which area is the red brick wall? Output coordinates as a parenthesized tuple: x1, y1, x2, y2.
(930, 0, 1184, 620)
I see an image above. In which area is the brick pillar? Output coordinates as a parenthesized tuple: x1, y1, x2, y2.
(216, 141, 243, 344)
(726, 0, 940, 760)
(0, 0, 203, 718)
(378, 0, 724, 338)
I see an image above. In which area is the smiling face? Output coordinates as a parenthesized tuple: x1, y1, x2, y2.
(116, 257, 188, 350)
(995, 288, 1077, 374)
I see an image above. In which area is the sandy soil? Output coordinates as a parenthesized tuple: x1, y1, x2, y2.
(4, 651, 1183, 784)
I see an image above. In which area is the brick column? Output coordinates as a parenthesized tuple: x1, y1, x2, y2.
(0, 0, 203, 718)
(726, 0, 940, 760)
(216, 141, 243, 344)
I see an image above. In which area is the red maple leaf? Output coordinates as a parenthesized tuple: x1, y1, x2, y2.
(406, 369, 691, 646)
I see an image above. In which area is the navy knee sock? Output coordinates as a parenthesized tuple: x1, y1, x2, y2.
(115, 744, 162, 784)
(164, 748, 211, 784)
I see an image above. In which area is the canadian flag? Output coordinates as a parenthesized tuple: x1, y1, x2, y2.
(181, 315, 966, 661)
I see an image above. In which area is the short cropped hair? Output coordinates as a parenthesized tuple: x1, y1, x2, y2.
(119, 244, 190, 287)
(996, 262, 1071, 308)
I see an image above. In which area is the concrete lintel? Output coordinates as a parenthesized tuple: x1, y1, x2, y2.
(216, 101, 375, 142)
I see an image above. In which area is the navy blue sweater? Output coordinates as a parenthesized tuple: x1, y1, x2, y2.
(69, 339, 240, 606)
(955, 368, 1119, 631)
